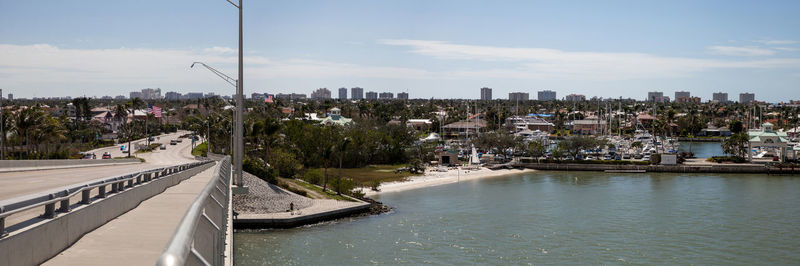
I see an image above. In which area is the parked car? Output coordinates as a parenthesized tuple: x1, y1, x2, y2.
(83, 153, 96, 159)
(102, 152, 111, 159)
(160, 144, 166, 150)
(170, 140, 177, 145)
(148, 136, 155, 141)
(175, 139, 183, 143)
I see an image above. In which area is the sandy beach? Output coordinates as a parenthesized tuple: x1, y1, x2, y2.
(363, 167, 535, 196)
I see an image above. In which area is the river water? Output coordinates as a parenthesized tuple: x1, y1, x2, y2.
(235, 171, 800, 265)
(678, 141, 724, 158)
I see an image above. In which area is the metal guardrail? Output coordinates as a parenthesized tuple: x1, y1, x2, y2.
(158, 156, 231, 266)
(0, 160, 212, 236)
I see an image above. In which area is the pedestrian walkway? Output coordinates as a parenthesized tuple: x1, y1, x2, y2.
(42, 163, 218, 266)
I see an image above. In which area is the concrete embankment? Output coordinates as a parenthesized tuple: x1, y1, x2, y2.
(0, 162, 213, 266)
(516, 163, 800, 174)
(233, 173, 370, 229)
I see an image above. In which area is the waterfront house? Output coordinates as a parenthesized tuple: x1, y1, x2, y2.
(698, 126, 732, 137)
(505, 115, 554, 133)
(388, 119, 433, 131)
(319, 107, 353, 126)
(572, 119, 608, 135)
(748, 122, 789, 162)
(442, 119, 487, 138)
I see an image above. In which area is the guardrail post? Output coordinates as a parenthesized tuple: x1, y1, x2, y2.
(136, 174, 142, 185)
(118, 181, 125, 191)
(44, 194, 56, 218)
(82, 190, 92, 204)
(0, 207, 6, 237)
(59, 198, 70, 213)
(111, 182, 118, 193)
(99, 185, 107, 198)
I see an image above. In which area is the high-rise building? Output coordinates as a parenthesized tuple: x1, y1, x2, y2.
(366, 91, 378, 100)
(250, 93, 266, 100)
(311, 88, 332, 99)
(538, 90, 556, 101)
(379, 92, 394, 100)
(508, 92, 529, 101)
(7, 93, 12, 101)
(565, 94, 586, 101)
(647, 91, 664, 102)
(165, 91, 182, 100)
(130, 91, 143, 99)
(675, 91, 690, 102)
(480, 87, 492, 100)
(338, 87, 347, 100)
(351, 87, 364, 100)
(712, 92, 729, 103)
(739, 93, 755, 104)
(275, 93, 306, 100)
(184, 92, 204, 100)
(130, 88, 162, 100)
(114, 95, 126, 100)
(397, 92, 409, 100)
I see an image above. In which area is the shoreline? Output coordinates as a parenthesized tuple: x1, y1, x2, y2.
(363, 167, 535, 196)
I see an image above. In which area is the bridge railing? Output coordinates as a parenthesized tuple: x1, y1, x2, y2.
(0, 160, 212, 237)
(158, 155, 231, 266)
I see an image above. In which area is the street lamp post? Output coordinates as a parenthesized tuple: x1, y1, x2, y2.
(191, 61, 245, 192)
(189, 0, 246, 193)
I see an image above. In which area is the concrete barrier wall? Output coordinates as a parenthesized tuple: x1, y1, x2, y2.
(0, 162, 214, 266)
(0, 158, 141, 169)
(517, 163, 768, 174)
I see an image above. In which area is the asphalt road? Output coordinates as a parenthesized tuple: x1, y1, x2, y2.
(0, 130, 200, 201)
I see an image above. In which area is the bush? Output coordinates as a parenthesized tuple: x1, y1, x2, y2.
(331, 178, 356, 195)
(370, 179, 382, 191)
(243, 157, 278, 184)
(649, 154, 661, 165)
(278, 182, 308, 197)
(707, 156, 747, 163)
(303, 169, 323, 186)
(270, 148, 303, 178)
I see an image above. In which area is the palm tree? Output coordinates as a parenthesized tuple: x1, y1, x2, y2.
(336, 137, 351, 195)
(13, 106, 45, 157)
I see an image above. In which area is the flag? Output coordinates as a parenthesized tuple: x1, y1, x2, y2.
(148, 105, 163, 118)
(265, 95, 273, 103)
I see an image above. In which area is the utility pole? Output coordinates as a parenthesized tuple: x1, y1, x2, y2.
(234, 0, 245, 191)
(0, 89, 4, 160)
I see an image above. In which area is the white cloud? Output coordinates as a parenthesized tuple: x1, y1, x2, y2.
(774, 47, 799, 52)
(0, 44, 432, 93)
(755, 39, 797, 45)
(707, 46, 775, 56)
(203, 46, 236, 54)
(380, 39, 800, 80)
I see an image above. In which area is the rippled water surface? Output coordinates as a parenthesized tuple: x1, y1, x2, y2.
(235, 172, 800, 265)
(678, 141, 724, 158)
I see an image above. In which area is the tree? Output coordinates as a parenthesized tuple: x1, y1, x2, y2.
(336, 137, 351, 195)
(722, 132, 749, 159)
(526, 141, 546, 160)
(729, 120, 743, 134)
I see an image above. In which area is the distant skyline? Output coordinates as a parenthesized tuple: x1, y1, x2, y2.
(1, 0, 799, 101)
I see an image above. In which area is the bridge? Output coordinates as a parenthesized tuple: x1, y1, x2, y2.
(0, 131, 234, 266)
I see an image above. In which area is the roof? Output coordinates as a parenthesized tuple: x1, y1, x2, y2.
(319, 116, 353, 126)
(443, 119, 487, 129)
(573, 119, 608, 125)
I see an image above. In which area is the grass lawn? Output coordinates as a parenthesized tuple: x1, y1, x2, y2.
(281, 178, 355, 202)
(321, 164, 420, 185)
(192, 142, 207, 156)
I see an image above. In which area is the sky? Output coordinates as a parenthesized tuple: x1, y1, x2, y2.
(1, 0, 799, 102)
